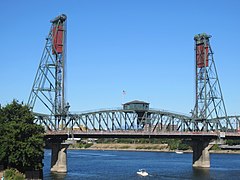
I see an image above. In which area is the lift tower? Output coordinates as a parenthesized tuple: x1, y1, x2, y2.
(193, 33, 232, 131)
(28, 14, 69, 130)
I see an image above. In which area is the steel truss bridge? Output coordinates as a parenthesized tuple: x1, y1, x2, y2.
(28, 15, 240, 136)
(25, 14, 240, 172)
(35, 109, 240, 135)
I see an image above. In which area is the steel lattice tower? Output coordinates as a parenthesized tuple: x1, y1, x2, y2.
(28, 14, 69, 130)
(192, 33, 232, 131)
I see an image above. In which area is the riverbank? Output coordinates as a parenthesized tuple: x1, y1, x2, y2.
(69, 143, 240, 154)
(89, 143, 169, 151)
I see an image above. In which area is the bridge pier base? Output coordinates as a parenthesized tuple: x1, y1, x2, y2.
(51, 143, 69, 173)
(192, 139, 213, 168)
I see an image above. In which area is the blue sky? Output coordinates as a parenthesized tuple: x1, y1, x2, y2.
(0, 0, 240, 116)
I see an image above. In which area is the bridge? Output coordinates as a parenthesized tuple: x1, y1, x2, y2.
(28, 14, 240, 173)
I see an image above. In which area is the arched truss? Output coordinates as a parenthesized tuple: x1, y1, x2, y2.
(34, 109, 240, 132)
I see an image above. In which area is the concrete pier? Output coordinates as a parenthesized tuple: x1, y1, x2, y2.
(51, 143, 69, 173)
(192, 139, 213, 168)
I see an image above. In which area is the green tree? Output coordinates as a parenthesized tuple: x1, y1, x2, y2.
(0, 100, 44, 173)
(4, 168, 25, 180)
(226, 139, 240, 146)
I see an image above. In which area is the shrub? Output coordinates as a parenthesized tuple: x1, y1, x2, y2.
(4, 168, 25, 180)
(178, 143, 190, 150)
(211, 144, 221, 151)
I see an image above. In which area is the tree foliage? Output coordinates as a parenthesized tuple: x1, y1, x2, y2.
(4, 168, 25, 180)
(0, 100, 44, 173)
(226, 139, 240, 146)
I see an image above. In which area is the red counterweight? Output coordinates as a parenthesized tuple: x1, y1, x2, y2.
(196, 44, 208, 68)
(52, 25, 63, 54)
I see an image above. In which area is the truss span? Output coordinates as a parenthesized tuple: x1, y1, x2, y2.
(35, 109, 193, 132)
(34, 108, 240, 133)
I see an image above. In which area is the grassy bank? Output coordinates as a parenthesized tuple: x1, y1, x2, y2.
(89, 143, 169, 151)
(68, 138, 240, 154)
(69, 143, 240, 154)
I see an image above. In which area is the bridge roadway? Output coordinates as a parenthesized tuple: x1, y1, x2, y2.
(44, 130, 240, 140)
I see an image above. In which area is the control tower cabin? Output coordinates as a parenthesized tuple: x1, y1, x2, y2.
(123, 100, 149, 126)
(123, 100, 149, 111)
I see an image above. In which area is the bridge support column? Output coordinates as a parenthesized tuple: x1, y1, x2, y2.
(51, 143, 69, 173)
(192, 139, 213, 168)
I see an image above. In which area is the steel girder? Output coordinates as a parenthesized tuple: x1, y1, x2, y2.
(193, 33, 232, 130)
(29, 26, 239, 134)
(33, 110, 240, 132)
(28, 14, 68, 130)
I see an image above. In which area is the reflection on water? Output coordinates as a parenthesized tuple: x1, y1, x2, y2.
(192, 168, 210, 180)
(50, 172, 67, 180)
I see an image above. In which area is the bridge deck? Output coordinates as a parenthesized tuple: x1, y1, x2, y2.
(44, 131, 240, 140)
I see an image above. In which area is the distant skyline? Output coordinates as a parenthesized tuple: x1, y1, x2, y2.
(1, 0, 240, 116)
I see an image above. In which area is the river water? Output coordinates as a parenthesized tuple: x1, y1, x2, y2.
(43, 149, 240, 179)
